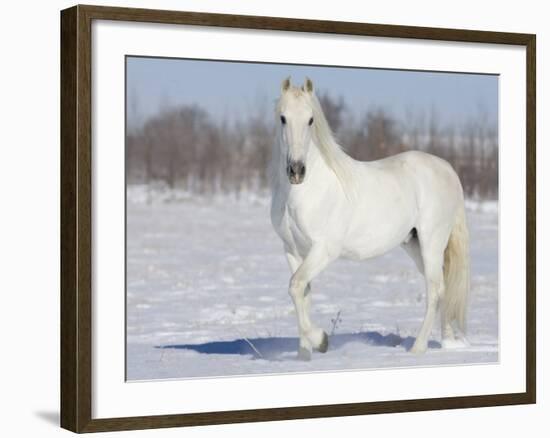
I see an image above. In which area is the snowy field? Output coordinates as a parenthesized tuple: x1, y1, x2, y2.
(126, 189, 498, 381)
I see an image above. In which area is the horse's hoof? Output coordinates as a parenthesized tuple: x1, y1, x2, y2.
(442, 337, 470, 349)
(298, 346, 312, 361)
(410, 342, 427, 354)
(315, 331, 329, 353)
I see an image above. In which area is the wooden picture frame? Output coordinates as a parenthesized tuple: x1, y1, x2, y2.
(60, 4, 536, 433)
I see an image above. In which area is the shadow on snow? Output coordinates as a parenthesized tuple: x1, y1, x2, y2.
(156, 331, 441, 360)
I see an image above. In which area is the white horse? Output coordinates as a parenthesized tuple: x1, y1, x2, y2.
(270, 77, 470, 360)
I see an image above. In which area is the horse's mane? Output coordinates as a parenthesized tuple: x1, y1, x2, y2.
(306, 92, 355, 196)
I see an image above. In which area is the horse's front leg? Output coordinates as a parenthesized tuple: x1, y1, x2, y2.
(287, 245, 333, 360)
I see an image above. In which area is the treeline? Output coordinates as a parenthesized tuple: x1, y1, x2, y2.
(126, 93, 498, 199)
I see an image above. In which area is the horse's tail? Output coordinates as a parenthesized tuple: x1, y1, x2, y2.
(443, 204, 470, 333)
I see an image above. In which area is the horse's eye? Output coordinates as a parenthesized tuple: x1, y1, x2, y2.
(308, 117, 314, 126)
(280, 115, 286, 125)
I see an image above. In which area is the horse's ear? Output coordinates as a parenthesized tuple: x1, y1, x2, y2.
(281, 77, 291, 93)
(304, 77, 314, 94)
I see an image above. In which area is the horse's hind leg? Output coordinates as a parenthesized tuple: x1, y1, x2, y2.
(286, 246, 332, 360)
(401, 230, 424, 274)
(440, 296, 456, 346)
(402, 234, 455, 346)
(410, 230, 448, 354)
(440, 297, 469, 349)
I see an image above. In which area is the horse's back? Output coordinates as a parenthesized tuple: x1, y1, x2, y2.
(344, 150, 464, 257)
(372, 150, 462, 196)
(377, 150, 458, 181)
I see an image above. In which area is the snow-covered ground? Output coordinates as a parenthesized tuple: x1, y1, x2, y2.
(126, 189, 498, 381)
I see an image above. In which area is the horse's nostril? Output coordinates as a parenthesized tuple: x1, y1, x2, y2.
(287, 160, 305, 181)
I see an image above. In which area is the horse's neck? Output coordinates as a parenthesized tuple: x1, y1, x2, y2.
(304, 139, 327, 174)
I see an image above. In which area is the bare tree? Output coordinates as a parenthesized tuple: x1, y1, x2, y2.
(126, 99, 498, 200)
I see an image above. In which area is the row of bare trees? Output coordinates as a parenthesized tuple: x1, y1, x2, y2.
(126, 93, 498, 199)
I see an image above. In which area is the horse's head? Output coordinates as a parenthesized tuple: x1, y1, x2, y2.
(277, 77, 316, 185)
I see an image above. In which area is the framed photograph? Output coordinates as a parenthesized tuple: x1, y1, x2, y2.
(60, 4, 536, 433)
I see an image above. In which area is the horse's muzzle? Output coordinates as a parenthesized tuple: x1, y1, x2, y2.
(287, 160, 306, 184)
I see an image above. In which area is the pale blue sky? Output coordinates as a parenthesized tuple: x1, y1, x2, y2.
(126, 56, 498, 129)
